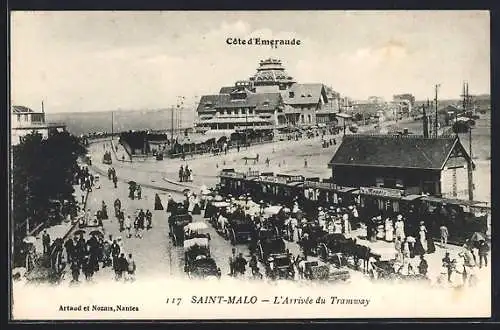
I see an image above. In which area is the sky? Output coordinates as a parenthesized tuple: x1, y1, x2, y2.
(10, 11, 490, 113)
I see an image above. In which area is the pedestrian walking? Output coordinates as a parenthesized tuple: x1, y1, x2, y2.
(440, 225, 449, 247)
(42, 230, 51, 255)
(70, 261, 80, 283)
(126, 253, 136, 281)
(179, 165, 184, 182)
(304, 158, 308, 168)
(125, 216, 132, 238)
(478, 240, 489, 268)
(113, 175, 118, 188)
(137, 185, 142, 199)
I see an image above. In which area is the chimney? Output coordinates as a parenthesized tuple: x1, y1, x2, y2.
(41, 100, 44, 113)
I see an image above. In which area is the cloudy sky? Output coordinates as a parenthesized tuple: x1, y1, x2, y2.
(11, 11, 490, 113)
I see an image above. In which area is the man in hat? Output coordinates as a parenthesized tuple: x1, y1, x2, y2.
(42, 230, 51, 255)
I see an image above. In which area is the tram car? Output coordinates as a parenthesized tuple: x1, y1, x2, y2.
(168, 213, 193, 246)
(266, 253, 295, 280)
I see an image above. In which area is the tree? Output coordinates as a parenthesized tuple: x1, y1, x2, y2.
(12, 131, 86, 236)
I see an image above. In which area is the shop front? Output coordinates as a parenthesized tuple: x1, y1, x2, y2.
(358, 186, 404, 220)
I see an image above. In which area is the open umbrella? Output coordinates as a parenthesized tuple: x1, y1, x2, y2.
(470, 232, 486, 242)
(128, 180, 137, 186)
(74, 229, 86, 236)
(89, 230, 104, 237)
(23, 236, 36, 244)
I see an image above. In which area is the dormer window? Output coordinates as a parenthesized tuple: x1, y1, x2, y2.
(301, 94, 305, 98)
(289, 92, 294, 98)
(307, 94, 312, 97)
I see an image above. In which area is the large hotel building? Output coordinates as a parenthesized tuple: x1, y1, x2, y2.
(195, 58, 340, 131)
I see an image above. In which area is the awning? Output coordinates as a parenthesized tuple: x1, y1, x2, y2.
(420, 196, 486, 207)
(287, 182, 304, 188)
(402, 194, 424, 201)
(350, 189, 360, 195)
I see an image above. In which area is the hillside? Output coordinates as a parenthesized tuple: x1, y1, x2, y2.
(46, 108, 196, 136)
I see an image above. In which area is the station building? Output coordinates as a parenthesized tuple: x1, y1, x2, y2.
(328, 134, 475, 209)
(195, 58, 340, 131)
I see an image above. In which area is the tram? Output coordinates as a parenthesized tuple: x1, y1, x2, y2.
(216, 169, 490, 246)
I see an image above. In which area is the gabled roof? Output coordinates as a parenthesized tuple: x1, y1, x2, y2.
(12, 105, 35, 113)
(197, 92, 283, 112)
(329, 135, 470, 170)
(219, 86, 236, 94)
(282, 83, 327, 105)
(197, 95, 220, 112)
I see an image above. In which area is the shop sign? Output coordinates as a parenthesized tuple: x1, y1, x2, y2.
(360, 186, 403, 198)
(220, 171, 245, 179)
(304, 181, 336, 190)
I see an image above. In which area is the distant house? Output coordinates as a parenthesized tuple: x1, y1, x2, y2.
(328, 135, 474, 200)
(11, 105, 66, 145)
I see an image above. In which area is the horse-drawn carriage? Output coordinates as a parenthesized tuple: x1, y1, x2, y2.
(255, 229, 286, 262)
(297, 222, 326, 256)
(316, 233, 356, 267)
(225, 212, 256, 245)
(370, 258, 429, 283)
(299, 260, 350, 282)
(204, 199, 230, 220)
(266, 253, 295, 280)
(183, 236, 220, 279)
(168, 213, 193, 246)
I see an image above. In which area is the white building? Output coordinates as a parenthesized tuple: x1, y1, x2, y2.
(11, 105, 66, 145)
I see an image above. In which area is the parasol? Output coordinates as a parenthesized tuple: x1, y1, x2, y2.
(185, 222, 209, 232)
(128, 181, 137, 186)
(89, 230, 104, 237)
(263, 206, 283, 216)
(470, 232, 486, 242)
(23, 236, 36, 244)
(74, 229, 86, 236)
(214, 195, 223, 202)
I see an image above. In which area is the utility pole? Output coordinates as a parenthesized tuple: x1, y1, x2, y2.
(111, 111, 114, 140)
(422, 100, 429, 138)
(434, 84, 440, 138)
(171, 106, 174, 141)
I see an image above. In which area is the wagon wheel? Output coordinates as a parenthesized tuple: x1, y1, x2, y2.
(319, 243, 328, 261)
(258, 243, 264, 261)
(230, 229, 236, 246)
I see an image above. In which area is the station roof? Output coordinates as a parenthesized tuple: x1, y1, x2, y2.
(329, 135, 472, 170)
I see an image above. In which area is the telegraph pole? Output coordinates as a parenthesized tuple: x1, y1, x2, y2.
(434, 84, 440, 137)
(171, 106, 174, 141)
(111, 111, 114, 140)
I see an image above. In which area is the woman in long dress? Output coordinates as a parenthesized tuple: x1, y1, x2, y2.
(384, 218, 394, 242)
(419, 222, 428, 253)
